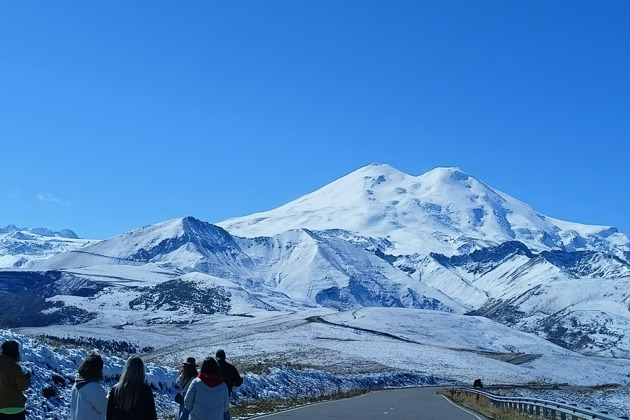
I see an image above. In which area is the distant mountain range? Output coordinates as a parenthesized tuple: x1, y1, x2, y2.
(0, 225, 91, 268)
(1, 164, 629, 358)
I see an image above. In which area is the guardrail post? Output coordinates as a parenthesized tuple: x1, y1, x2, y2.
(560, 411, 566, 420)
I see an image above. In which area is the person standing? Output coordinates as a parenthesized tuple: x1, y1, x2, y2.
(184, 357, 229, 420)
(70, 354, 108, 420)
(175, 357, 198, 420)
(106, 356, 157, 420)
(0, 340, 30, 420)
(215, 350, 242, 396)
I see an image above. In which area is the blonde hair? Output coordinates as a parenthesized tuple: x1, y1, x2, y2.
(111, 356, 146, 412)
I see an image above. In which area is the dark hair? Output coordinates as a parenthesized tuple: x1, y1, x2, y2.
(78, 354, 104, 381)
(215, 349, 226, 361)
(200, 357, 220, 375)
(112, 356, 146, 412)
(182, 363, 198, 378)
(1, 340, 20, 361)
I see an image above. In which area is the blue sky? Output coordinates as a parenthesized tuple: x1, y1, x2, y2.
(1, 1, 629, 239)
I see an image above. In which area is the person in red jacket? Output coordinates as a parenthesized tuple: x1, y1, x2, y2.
(0, 340, 30, 420)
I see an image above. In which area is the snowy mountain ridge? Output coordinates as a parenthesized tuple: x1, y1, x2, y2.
(0, 224, 80, 239)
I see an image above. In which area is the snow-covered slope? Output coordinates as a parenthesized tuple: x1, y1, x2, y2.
(0, 225, 94, 269)
(219, 164, 629, 257)
(16, 216, 463, 315)
(233, 229, 464, 312)
(395, 241, 630, 357)
(10, 307, 630, 420)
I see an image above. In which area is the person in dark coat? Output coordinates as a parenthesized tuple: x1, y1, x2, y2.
(215, 350, 242, 396)
(0, 340, 30, 420)
(106, 356, 157, 420)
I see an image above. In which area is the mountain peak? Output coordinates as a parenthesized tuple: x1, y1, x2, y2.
(218, 164, 629, 257)
(423, 166, 471, 182)
(354, 162, 402, 175)
(340, 163, 409, 185)
(350, 165, 475, 189)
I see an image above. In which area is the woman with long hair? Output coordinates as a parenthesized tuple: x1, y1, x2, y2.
(184, 357, 229, 420)
(106, 356, 157, 420)
(70, 354, 107, 420)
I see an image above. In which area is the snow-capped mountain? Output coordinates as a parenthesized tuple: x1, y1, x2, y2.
(0, 225, 94, 269)
(2, 164, 630, 360)
(219, 164, 630, 258)
(36, 217, 255, 279)
(217, 164, 630, 357)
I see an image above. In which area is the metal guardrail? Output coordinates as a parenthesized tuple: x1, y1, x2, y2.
(448, 388, 628, 420)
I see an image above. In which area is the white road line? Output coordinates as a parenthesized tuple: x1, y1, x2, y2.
(251, 391, 373, 418)
(440, 394, 485, 420)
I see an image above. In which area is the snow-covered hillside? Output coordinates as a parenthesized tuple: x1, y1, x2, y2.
(17, 216, 461, 314)
(8, 308, 630, 419)
(0, 329, 177, 420)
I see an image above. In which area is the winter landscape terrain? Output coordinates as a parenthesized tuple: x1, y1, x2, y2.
(1, 164, 630, 419)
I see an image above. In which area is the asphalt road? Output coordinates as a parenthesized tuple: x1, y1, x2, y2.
(252, 387, 486, 419)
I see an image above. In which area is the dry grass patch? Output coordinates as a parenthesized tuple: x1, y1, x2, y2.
(438, 389, 537, 420)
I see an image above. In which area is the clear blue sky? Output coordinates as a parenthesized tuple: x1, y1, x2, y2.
(1, 1, 629, 239)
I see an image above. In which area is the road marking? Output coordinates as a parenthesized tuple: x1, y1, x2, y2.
(440, 394, 485, 420)
(251, 392, 373, 418)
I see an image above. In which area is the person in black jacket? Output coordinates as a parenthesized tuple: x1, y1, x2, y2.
(215, 350, 242, 396)
(106, 356, 157, 420)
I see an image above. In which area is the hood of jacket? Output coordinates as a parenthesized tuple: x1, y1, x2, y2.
(198, 372, 224, 388)
(74, 376, 100, 390)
